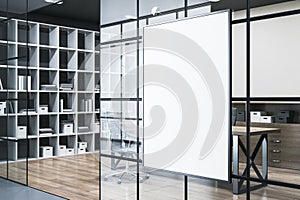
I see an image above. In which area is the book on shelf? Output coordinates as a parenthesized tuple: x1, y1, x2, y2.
(19, 108, 36, 114)
(39, 128, 54, 136)
(60, 99, 64, 112)
(63, 108, 73, 112)
(0, 102, 14, 114)
(0, 78, 3, 90)
(61, 120, 74, 124)
(78, 126, 89, 133)
(60, 99, 72, 112)
(18, 76, 31, 90)
(41, 84, 57, 91)
(59, 83, 73, 91)
(80, 99, 93, 112)
(39, 132, 54, 136)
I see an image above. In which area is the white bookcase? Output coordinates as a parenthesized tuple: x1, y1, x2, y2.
(0, 17, 101, 162)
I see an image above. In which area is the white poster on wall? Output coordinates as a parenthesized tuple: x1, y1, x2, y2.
(143, 10, 230, 181)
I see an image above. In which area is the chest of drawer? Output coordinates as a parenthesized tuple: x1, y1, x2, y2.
(269, 159, 300, 170)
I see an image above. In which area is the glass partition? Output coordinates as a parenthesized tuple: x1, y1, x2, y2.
(0, 0, 54, 186)
(1, 0, 299, 199)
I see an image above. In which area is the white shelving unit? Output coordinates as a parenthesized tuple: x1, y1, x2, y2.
(0, 18, 101, 162)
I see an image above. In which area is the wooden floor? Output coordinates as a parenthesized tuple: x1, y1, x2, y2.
(1, 154, 300, 200)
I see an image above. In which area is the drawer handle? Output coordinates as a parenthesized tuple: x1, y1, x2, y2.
(272, 159, 281, 163)
(272, 140, 281, 143)
(272, 150, 281, 153)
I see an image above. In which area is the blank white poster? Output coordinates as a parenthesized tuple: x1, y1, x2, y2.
(143, 11, 230, 181)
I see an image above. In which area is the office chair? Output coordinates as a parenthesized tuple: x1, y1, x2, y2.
(103, 118, 149, 184)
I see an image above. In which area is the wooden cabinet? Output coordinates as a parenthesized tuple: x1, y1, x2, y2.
(236, 122, 300, 170)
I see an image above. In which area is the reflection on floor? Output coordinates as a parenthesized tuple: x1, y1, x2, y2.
(0, 178, 66, 200)
(1, 154, 300, 200)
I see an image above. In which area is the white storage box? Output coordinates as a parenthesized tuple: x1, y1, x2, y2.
(66, 148, 75, 155)
(61, 123, 73, 134)
(58, 145, 67, 156)
(39, 105, 48, 114)
(40, 146, 53, 158)
(260, 116, 274, 123)
(251, 111, 266, 122)
(78, 148, 86, 154)
(78, 142, 88, 149)
(16, 126, 27, 138)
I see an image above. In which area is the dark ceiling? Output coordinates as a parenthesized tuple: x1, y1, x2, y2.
(28, 0, 295, 30)
(29, 0, 100, 30)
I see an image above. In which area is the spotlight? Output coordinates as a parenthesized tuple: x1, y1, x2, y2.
(44, 0, 63, 5)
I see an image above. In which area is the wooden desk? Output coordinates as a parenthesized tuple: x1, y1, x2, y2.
(232, 126, 280, 194)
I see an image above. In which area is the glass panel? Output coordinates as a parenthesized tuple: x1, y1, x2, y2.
(22, 1, 101, 200)
(232, 22, 246, 98)
(148, 13, 177, 25)
(101, 0, 137, 25)
(188, 177, 234, 199)
(0, 0, 51, 186)
(187, 6, 211, 17)
(188, 0, 208, 6)
(100, 27, 140, 198)
(250, 13, 300, 97)
(139, 0, 183, 17)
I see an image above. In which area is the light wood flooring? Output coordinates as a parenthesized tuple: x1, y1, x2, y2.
(1, 154, 300, 200)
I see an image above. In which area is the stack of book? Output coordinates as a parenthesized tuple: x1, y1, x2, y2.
(78, 126, 89, 133)
(39, 128, 55, 136)
(41, 84, 57, 91)
(60, 83, 73, 91)
(19, 108, 36, 114)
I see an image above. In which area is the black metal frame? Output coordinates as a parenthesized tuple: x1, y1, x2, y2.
(99, 0, 300, 199)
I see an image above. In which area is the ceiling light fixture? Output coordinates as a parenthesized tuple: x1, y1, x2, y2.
(151, 6, 160, 16)
(209, 0, 221, 2)
(44, 0, 63, 5)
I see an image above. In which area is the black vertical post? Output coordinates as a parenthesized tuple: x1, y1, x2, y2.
(184, 175, 188, 200)
(120, 24, 123, 147)
(99, 1, 102, 199)
(229, 10, 233, 183)
(5, 0, 9, 180)
(136, 0, 140, 200)
(26, 0, 30, 186)
(246, 0, 251, 199)
(184, 0, 188, 17)
(184, 1, 188, 199)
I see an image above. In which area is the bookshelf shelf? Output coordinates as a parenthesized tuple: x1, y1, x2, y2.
(0, 18, 100, 162)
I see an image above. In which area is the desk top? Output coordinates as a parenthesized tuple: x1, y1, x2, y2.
(232, 126, 281, 136)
